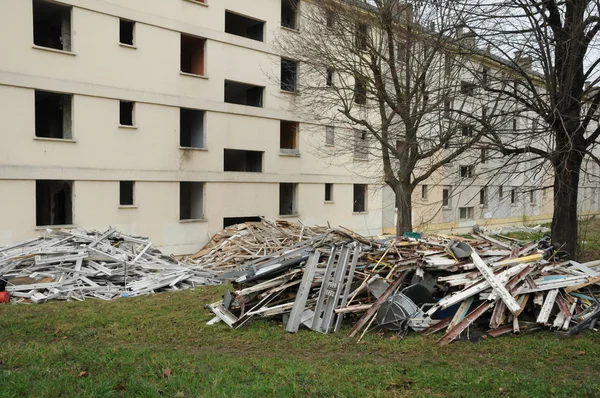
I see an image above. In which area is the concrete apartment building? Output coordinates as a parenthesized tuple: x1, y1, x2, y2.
(0, 0, 597, 254)
(0, 0, 384, 254)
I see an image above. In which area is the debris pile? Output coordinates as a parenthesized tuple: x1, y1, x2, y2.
(206, 227, 600, 344)
(0, 228, 221, 303)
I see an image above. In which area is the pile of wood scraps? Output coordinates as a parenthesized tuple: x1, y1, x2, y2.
(0, 228, 221, 303)
(206, 228, 600, 344)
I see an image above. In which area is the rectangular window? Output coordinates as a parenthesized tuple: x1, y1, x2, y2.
(444, 54, 452, 76)
(281, 0, 298, 29)
(355, 23, 368, 50)
(511, 189, 516, 204)
(479, 187, 486, 205)
(442, 186, 450, 207)
(459, 165, 473, 178)
(444, 96, 452, 117)
(119, 101, 135, 126)
(482, 107, 488, 121)
(36, 180, 73, 226)
(280, 121, 299, 154)
(421, 185, 428, 200)
(224, 149, 263, 172)
(281, 58, 298, 92)
(530, 190, 534, 203)
(225, 11, 265, 42)
(120, 181, 134, 206)
(180, 182, 204, 220)
(499, 186, 503, 199)
(326, 67, 334, 86)
(180, 34, 206, 76)
(459, 207, 473, 220)
(119, 19, 135, 46)
(180, 108, 205, 148)
(325, 183, 333, 202)
(354, 130, 368, 160)
(224, 80, 263, 107)
(461, 125, 473, 137)
(33, 0, 71, 51)
(354, 75, 367, 104)
(481, 148, 487, 163)
(353, 184, 367, 212)
(326, 9, 335, 28)
(482, 68, 489, 87)
(223, 216, 261, 228)
(512, 118, 518, 131)
(398, 43, 407, 63)
(460, 81, 476, 96)
(325, 126, 335, 145)
(279, 183, 297, 215)
(35, 90, 72, 139)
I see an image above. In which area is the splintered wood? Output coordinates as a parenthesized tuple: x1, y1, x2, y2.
(0, 228, 221, 303)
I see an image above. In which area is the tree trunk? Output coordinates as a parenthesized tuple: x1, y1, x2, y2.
(551, 152, 583, 258)
(394, 183, 413, 236)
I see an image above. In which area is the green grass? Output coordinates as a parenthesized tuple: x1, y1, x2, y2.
(2, 287, 600, 397)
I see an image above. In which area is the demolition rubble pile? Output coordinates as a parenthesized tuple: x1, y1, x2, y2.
(0, 228, 221, 303)
(206, 226, 600, 344)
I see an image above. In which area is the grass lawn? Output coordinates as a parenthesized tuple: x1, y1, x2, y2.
(2, 285, 600, 397)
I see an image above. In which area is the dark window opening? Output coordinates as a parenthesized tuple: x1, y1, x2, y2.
(442, 187, 450, 207)
(120, 101, 134, 126)
(499, 186, 503, 199)
(180, 182, 204, 220)
(460, 81, 476, 96)
(398, 43, 407, 62)
(479, 188, 486, 205)
(36, 180, 73, 226)
(279, 183, 297, 215)
(530, 190, 534, 203)
(355, 75, 367, 104)
(459, 207, 473, 220)
(281, 0, 298, 29)
(225, 11, 265, 42)
(354, 130, 368, 159)
(224, 149, 263, 172)
(353, 184, 367, 212)
(281, 58, 298, 92)
(511, 189, 516, 204)
(280, 121, 299, 154)
(325, 183, 333, 201)
(355, 23, 368, 50)
(461, 124, 473, 137)
(444, 97, 452, 117)
(180, 108, 205, 148)
(460, 165, 473, 178)
(482, 68, 489, 87)
(120, 181, 134, 206)
(119, 19, 135, 46)
(223, 216, 262, 228)
(35, 90, 72, 139)
(325, 9, 335, 28)
(181, 34, 205, 76)
(421, 185, 428, 200)
(33, 0, 71, 51)
(224, 80, 263, 107)
(512, 118, 518, 131)
(326, 67, 334, 86)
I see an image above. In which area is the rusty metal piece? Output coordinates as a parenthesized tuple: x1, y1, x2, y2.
(437, 301, 495, 346)
(487, 325, 513, 337)
(489, 300, 507, 329)
(421, 315, 453, 336)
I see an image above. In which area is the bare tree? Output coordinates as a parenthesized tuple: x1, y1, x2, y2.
(451, 0, 600, 256)
(276, 0, 487, 235)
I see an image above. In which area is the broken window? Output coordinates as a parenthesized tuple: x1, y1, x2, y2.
(120, 181, 134, 206)
(33, 0, 71, 51)
(324, 183, 333, 202)
(354, 130, 368, 160)
(442, 186, 451, 207)
(225, 81, 263, 107)
(36, 180, 73, 226)
(180, 108, 205, 148)
(119, 101, 135, 126)
(325, 126, 335, 146)
(511, 189, 516, 204)
(180, 34, 205, 76)
(119, 19, 135, 46)
(281, 0, 298, 29)
(35, 90, 72, 139)
(225, 11, 265, 42)
(354, 75, 367, 105)
(459, 165, 473, 178)
(281, 58, 298, 92)
(180, 182, 204, 220)
(280, 121, 299, 154)
(459, 207, 473, 220)
(353, 184, 367, 212)
(460, 81, 476, 96)
(224, 149, 263, 172)
(279, 183, 297, 215)
(355, 23, 368, 50)
(326, 67, 334, 86)
(223, 216, 261, 228)
(421, 185, 428, 200)
(479, 187, 486, 205)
